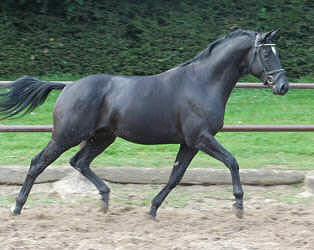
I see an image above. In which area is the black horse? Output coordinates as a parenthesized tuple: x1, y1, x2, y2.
(0, 29, 289, 218)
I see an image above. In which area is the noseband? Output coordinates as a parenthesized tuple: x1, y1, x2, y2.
(249, 35, 285, 88)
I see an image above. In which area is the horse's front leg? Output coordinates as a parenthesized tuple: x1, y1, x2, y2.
(194, 131, 244, 218)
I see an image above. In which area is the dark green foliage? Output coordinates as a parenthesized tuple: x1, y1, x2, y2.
(0, 0, 313, 80)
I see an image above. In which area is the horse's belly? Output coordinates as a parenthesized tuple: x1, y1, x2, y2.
(106, 93, 182, 144)
(118, 134, 182, 145)
(114, 124, 182, 145)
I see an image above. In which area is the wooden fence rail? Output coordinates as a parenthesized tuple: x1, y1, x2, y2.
(0, 81, 313, 133)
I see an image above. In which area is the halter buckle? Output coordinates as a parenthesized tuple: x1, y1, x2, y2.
(264, 75, 274, 87)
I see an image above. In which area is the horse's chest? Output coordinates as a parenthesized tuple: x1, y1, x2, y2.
(184, 99, 225, 132)
(188, 99, 225, 118)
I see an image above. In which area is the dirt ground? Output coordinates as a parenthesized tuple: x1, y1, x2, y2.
(1, 182, 314, 250)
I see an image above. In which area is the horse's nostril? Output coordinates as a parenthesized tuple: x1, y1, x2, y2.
(280, 84, 285, 92)
(279, 83, 289, 94)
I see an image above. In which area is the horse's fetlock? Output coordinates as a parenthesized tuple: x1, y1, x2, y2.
(234, 187, 244, 200)
(99, 187, 110, 195)
(234, 190, 244, 198)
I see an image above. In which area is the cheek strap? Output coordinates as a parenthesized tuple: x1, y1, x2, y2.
(248, 35, 285, 87)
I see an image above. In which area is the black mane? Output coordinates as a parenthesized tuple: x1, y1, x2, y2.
(179, 29, 255, 67)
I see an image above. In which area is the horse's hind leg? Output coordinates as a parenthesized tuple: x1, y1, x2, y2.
(70, 131, 116, 213)
(12, 139, 69, 215)
(149, 144, 198, 218)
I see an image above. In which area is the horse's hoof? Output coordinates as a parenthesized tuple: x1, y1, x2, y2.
(10, 206, 20, 216)
(232, 203, 244, 219)
(148, 206, 158, 219)
(146, 212, 158, 221)
(98, 201, 109, 214)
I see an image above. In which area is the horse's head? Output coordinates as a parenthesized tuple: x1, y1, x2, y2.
(248, 29, 289, 95)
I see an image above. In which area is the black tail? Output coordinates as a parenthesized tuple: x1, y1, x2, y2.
(0, 76, 66, 120)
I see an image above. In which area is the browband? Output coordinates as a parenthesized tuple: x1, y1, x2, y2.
(258, 43, 276, 47)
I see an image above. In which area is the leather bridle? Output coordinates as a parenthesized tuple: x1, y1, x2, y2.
(249, 35, 286, 88)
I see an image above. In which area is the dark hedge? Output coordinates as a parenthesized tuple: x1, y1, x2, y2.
(0, 0, 313, 80)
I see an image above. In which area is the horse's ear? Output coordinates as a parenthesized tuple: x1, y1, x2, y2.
(259, 29, 280, 42)
(259, 31, 273, 43)
(270, 29, 280, 40)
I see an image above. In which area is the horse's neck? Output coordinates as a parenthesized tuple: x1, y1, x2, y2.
(194, 37, 251, 103)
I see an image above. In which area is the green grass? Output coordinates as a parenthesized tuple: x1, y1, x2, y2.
(0, 76, 313, 170)
(0, 195, 11, 207)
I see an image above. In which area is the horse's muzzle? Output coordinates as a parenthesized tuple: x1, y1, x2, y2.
(272, 81, 289, 95)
